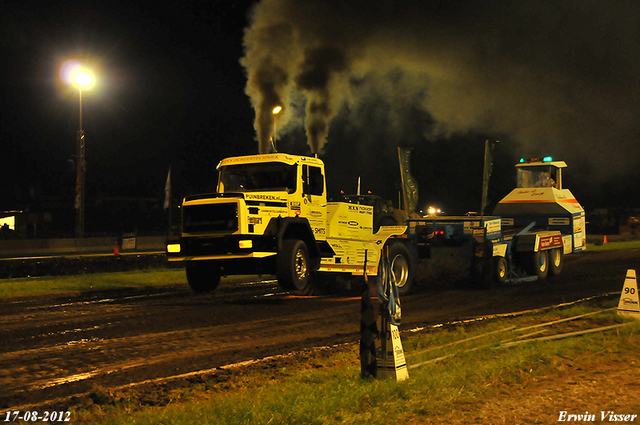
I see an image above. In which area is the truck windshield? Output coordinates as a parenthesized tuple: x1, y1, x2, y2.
(517, 166, 557, 188)
(217, 163, 297, 193)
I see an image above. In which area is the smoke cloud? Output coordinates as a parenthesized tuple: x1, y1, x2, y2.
(241, 0, 640, 178)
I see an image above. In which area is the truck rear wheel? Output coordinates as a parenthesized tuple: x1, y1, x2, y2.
(549, 248, 563, 276)
(277, 239, 315, 293)
(186, 262, 221, 293)
(388, 242, 413, 296)
(523, 251, 549, 279)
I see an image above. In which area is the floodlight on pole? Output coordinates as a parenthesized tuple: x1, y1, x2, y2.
(272, 106, 282, 152)
(62, 61, 95, 238)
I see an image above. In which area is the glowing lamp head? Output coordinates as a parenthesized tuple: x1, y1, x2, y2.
(61, 60, 95, 90)
(272, 105, 282, 115)
(74, 70, 94, 88)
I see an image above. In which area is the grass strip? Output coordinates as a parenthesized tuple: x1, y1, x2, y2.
(76, 302, 639, 425)
(0, 268, 186, 299)
(586, 240, 640, 251)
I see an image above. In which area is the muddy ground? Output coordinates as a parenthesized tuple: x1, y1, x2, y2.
(0, 249, 638, 415)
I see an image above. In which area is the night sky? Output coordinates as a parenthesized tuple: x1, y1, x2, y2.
(1, 0, 639, 235)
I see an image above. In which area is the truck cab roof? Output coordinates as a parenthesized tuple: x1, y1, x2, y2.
(218, 153, 323, 168)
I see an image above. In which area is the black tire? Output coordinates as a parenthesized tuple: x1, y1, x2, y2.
(186, 262, 221, 293)
(277, 239, 316, 293)
(494, 256, 508, 285)
(387, 242, 413, 296)
(522, 251, 549, 279)
(549, 248, 563, 276)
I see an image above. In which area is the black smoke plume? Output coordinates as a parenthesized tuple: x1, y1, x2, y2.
(242, 0, 640, 180)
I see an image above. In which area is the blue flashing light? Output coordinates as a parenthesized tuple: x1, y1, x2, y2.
(520, 158, 525, 163)
(543, 156, 553, 162)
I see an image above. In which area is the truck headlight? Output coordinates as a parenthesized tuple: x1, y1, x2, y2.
(239, 240, 253, 249)
(167, 243, 181, 253)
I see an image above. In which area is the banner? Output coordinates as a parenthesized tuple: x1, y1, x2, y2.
(398, 147, 419, 215)
(164, 167, 171, 210)
(481, 140, 498, 215)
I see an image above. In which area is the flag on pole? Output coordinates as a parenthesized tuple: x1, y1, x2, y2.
(481, 140, 498, 216)
(398, 147, 419, 216)
(164, 167, 171, 210)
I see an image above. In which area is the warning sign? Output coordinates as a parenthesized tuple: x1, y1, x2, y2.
(618, 269, 640, 319)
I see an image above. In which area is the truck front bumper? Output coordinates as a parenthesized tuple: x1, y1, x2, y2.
(166, 235, 278, 262)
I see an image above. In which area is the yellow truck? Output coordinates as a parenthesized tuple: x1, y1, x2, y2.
(166, 153, 412, 295)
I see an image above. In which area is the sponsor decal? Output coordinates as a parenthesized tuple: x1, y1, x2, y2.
(347, 205, 373, 214)
(247, 217, 262, 225)
(549, 217, 570, 225)
(245, 194, 282, 201)
(290, 201, 301, 210)
(485, 219, 501, 234)
(348, 220, 359, 226)
(539, 234, 563, 248)
(310, 211, 323, 217)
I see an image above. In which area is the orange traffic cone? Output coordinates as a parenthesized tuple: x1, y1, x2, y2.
(114, 242, 120, 256)
(603, 235, 608, 244)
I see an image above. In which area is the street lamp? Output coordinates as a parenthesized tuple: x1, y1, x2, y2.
(62, 62, 94, 238)
(272, 105, 282, 152)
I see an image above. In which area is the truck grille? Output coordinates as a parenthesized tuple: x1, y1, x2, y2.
(183, 203, 238, 233)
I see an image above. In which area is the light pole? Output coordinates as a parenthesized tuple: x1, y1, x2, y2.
(67, 66, 94, 238)
(272, 105, 282, 152)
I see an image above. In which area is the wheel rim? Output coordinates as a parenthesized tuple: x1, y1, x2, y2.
(391, 254, 409, 288)
(551, 250, 561, 267)
(498, 260, 507, 279)
(294, 248, 308, 281)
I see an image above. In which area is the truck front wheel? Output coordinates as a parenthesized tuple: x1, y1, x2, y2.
(186, 262, 221, 293)
(277, 239, 314, 293)
(388, 242, 413, 296)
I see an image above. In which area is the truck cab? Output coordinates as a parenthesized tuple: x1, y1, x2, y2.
(167, 153, 410, 295)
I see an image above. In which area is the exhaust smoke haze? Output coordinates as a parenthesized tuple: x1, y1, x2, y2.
(241, 0, 640, 180)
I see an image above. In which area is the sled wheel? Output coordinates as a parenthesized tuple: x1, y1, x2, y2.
(549, 248, 563, 276)
(494, 256, 508, 285)
(523, 251, 549, 279)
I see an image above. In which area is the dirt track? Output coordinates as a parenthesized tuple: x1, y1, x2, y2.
(0, 249, 638, 411)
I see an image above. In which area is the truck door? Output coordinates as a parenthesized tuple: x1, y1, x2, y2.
(301, 164, 327, 241)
